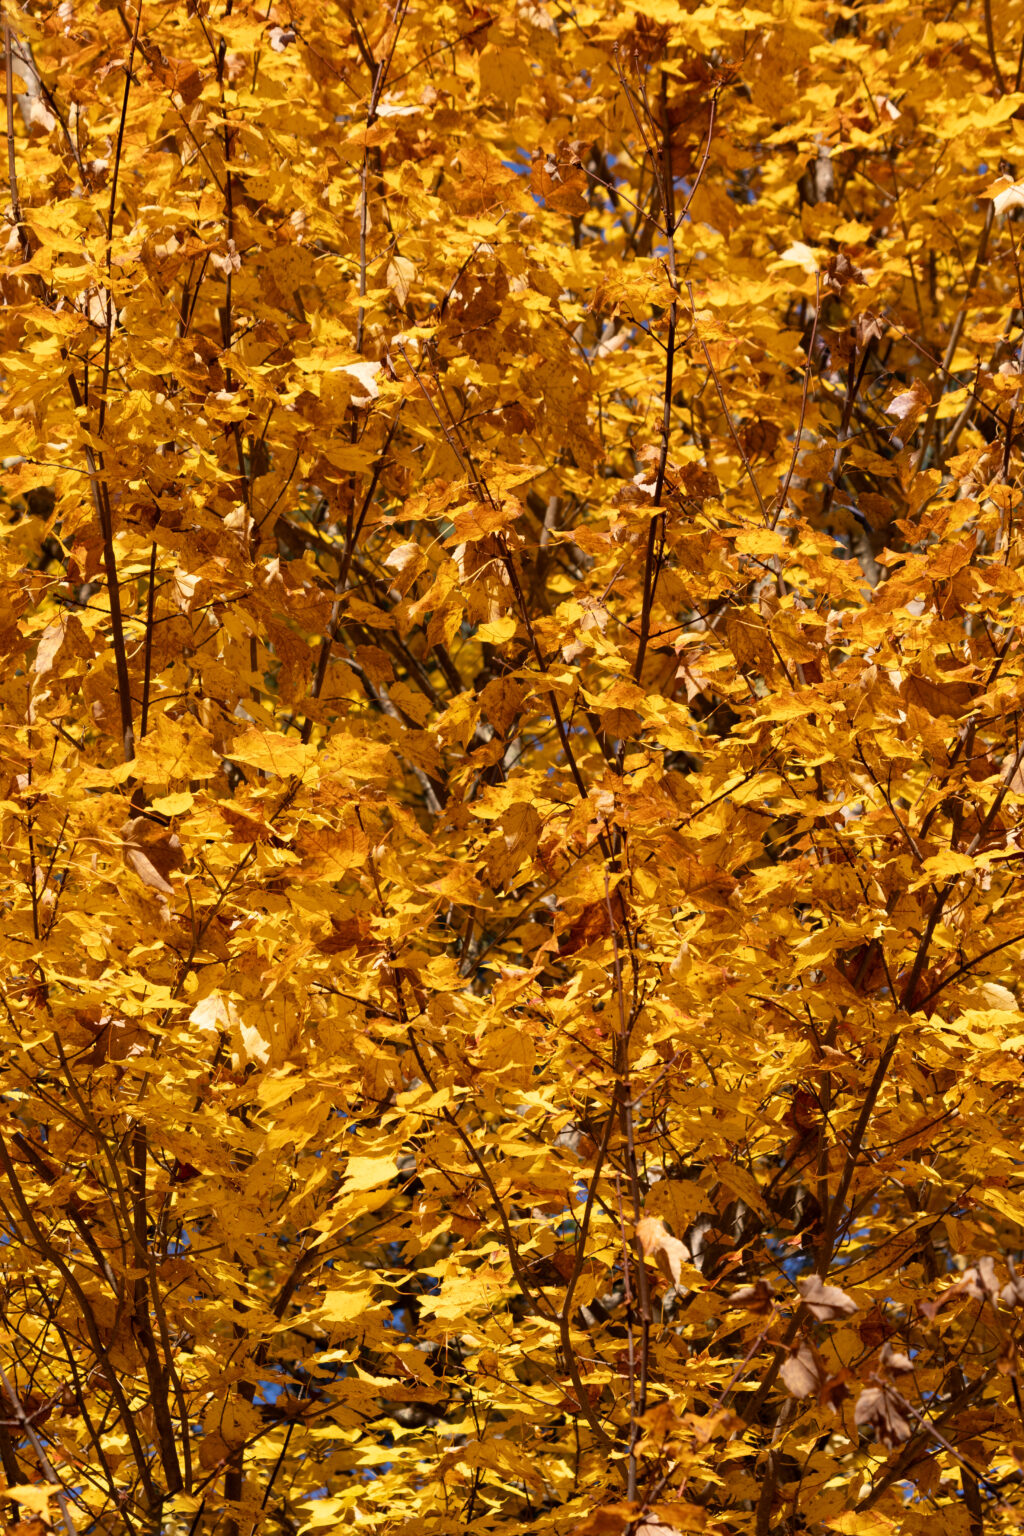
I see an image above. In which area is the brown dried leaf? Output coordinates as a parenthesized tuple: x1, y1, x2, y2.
(855, 311, 886, 349)
(798, 1274, 858, 1321)
(885, 377, 931, 427)
(738, 417, 780, 459)
(854, 1384, 912, 1446)
(316, 913, 376, 956)
(880, 1341, 914, 1375)
(780, 1341, 822, 1399)
(529, 151, 588, 216)
(819, 1368, 852, 1413)
(218, 806, 285, 846)
(1000, 1274, 1024, 1309)
(120, 817, 185, 896)
(636, 1215, 691, 1289)
(678, 463, 720, 504)
(731, 1279, 775, 1314)
(920, 1262, 995, 1320)
(559, 901, 611, 956)
(824, 250, 865, 293)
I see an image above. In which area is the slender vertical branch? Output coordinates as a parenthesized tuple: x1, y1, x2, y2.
(0, 1362, 78, 1536)
(139, 540, 157, 740)
(912, 200, 995, 477)
(686, 280, 769, 518)
(632, 71, 711, 684)
(772, 272, 820, 530)
(0, 1135, 160, 1508)
(80, 0, 143, 764)
(2, 10, 27, 257)
(816, 1029, 900, 1276)
(983, 0, 1008, 94)
(606, 867, 651, 1501)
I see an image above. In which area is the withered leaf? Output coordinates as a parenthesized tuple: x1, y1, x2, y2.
(731, 1279, 775, 1314)
(920, 1260, 997, 1320)
(120, 817, 185, 895)
(1000, 1275, 1024, 1309)
(824, 250, 865, 293)
(880, 1341, 914, 1375)
(797, 1274, 858, 1321)
(819, 1368, 852, 1413)
(558, 900, 612, 956)
(780, 1341, 823, 1399)
(885, 378, 931, 427)
(855, 310, 886, 348)
(316, 914, 377, 955)
(636, 1216, 691, 1290)
(218, 805, 286, 845)
(854, 1385, 912, 1447)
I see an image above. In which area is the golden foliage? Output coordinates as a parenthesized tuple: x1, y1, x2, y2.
(2, 0, 1024, 1531)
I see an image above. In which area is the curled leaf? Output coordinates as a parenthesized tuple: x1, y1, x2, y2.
(798, 1274, 858, 1321)
(731, 1279, 775, 1314)
(854, 1384, 912, 1447)
(1000, 1275, 1024, 1309)
(120, 817, 185, 896)
(885, 378, 930, 427)
(636, 1215, 691, 1290)
(387, 255, 416, 305)
(992, 179, 1024, 216)
(780, 1341, 822, 1400)
(921, 1259, 998, 1319)
(880, 1341, 914, 1375)
(976, 981, 1017, 1011)
(975, 1255, 1000, 1297)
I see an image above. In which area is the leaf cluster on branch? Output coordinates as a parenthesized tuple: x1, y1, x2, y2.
(3, 0, 1024, 1531)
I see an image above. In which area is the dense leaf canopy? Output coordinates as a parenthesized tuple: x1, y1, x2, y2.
(4, 0, 1024, 1531)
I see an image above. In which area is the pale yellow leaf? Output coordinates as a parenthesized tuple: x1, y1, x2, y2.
(228, 727, 317, 777)
(342, 1154, 398, 1193)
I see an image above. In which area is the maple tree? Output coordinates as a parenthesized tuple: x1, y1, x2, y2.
(5, 0, 1024, 1530)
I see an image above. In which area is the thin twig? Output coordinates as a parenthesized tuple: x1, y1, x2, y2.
(3, 10, 27, 256)
(983, 0, 1008, 94)
(771, 272, 820, 530)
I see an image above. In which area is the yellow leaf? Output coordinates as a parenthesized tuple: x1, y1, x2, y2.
(320, 732, 397, 780)
(827, 1514, 897, 1535)
(151, 790, 194, 815)
(735, 528, 788, 559)
(419, 1261, 509, 1321)
(387, 254, 415, 304)
(476, 614, 517, 643)
(450, 498, 522, 541)
(228, 728, 317, 777)
(5, 1486, 60, 1515)
(321, 1287, 373, 1323)
(342, 1154, 398, 1193)
(913, 850, 977, 886)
